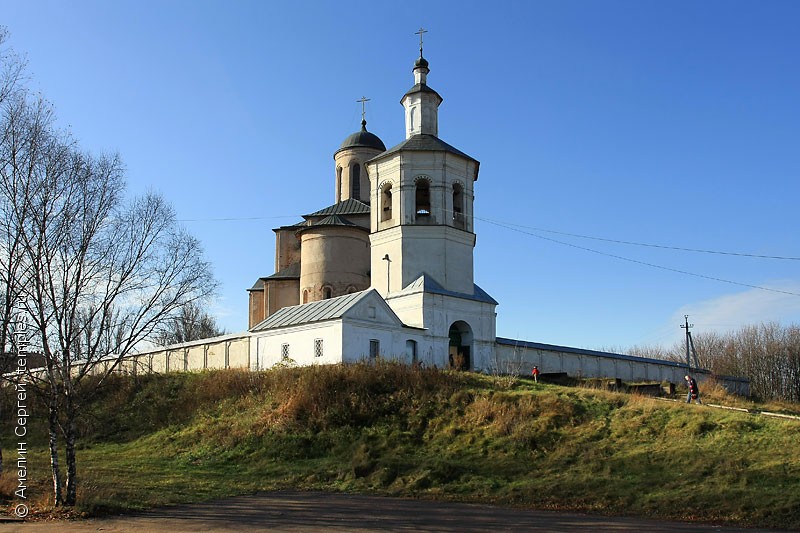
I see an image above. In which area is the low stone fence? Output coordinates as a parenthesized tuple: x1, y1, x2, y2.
(107, 333, 251, 375)
(495, 337, 750, 396)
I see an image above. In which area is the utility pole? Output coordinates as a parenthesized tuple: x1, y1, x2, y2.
(681, 315, 693, 370)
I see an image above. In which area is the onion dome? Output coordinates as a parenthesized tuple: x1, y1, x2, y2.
(336, 120, 386, 154)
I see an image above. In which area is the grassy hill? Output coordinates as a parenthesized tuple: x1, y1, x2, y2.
(2, 363, 799, 529)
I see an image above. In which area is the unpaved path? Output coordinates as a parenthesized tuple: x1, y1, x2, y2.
(1, 491, 788, 532)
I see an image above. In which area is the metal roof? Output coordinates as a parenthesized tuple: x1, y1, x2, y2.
(248, 278, 265, 291)
(395, 273, 498, 305)
(335, 120, 386, 154)
(306, 198, 370, 218)
(272, 221, 307, 233)
(250, 289, 376, 331)
(369, 134, 479, 166)
(402, 83, 442, 102)
(264, 263, 301, 280)
(296, 215, 368, 235)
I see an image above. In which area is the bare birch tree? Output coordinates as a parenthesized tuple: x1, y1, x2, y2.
(1, 28, 216, 505)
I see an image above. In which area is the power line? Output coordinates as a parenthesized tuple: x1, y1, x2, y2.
(475, 215, 800, 261)
(179, 210, 799, 262)
(177, 215, 299, 222)
(480, 217, 800, 298)
(175, 209, 799, 297)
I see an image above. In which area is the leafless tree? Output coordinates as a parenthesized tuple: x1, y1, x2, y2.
(154, 300, 225, 346)
(667, 323, 800, 402)
(1, 31, 216, 505)
(0, 26, 32, 477)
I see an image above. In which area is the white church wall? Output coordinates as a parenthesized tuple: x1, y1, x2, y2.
(385, 291, 425, 328)
(251, 321, 343, 370)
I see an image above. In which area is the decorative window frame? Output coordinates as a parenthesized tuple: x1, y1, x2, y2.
(314, 338, 324, 358)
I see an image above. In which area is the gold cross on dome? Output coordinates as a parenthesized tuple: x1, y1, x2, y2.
(357, 96, 370, 122)
(415, 27, 427, 55)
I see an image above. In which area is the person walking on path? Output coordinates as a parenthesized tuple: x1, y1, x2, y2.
(685, 375, 701, 404)
(531, 366, 540, 383)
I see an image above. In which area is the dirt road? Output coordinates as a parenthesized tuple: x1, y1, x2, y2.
(1, 491, 787, 532)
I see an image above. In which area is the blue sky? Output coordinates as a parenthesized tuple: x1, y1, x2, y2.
(3, 0, 799, 351)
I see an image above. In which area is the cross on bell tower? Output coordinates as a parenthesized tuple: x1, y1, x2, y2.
(415, 27, 427, 57)
(357, 96, 370, 123)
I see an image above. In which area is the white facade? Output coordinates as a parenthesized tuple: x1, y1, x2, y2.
(246, 49, 497, 373)
(236, 47, 747, 393)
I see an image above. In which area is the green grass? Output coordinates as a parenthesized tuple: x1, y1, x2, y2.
(2, 363, 799, 529)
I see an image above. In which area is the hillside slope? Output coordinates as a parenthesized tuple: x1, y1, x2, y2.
(2, 364, 799, 529)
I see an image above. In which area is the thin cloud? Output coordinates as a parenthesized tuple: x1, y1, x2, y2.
(671, 280, 800, 335)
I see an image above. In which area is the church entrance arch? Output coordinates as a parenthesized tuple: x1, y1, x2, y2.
(448, 321, 473, 371)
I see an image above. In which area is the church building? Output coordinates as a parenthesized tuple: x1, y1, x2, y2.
(247, 43, 498, 370)
(231, 39, 745, 396)
(127, 36, 746, 395)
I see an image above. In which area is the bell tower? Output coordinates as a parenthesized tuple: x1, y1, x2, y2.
(367, 34, 480, 298)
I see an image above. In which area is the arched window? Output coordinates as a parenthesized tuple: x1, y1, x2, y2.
(452, 183, 464, 227)
(323, 286, 333, 299)
(415, 179, 430, 217)
(351, 163, 361, 201)
(302, 290, 309, 304)
(381, 183, 392, 222)
(336, 166, 342, 202)
(346, 285, 357, 294)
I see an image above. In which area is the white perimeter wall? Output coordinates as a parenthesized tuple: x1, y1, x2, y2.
(98, 329, 749, 396)
(494, 339, 750, 395)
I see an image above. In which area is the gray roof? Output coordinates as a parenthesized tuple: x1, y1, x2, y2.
(306, 198, 370, 218)
(264, 262, 301, 280)
(397, 273, 498, 305)
(402, 83, 442, 102)
(248, 278, 265, 291)
(250, 289, 376, 331)
(369, 134, 479, 166)
(273, 221, 307, 233)
(296, 215, 368, 234)
(335, 121, 386, 155)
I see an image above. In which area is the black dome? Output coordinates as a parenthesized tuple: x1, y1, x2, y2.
(337, 120, 386, 153)
(414, 55, 429, 69)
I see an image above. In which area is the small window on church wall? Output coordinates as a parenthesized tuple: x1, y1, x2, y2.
(314, 339, 323, 358)
(281, 343, 290, 359)
(336, 166, 342, 202)
(406, 339, 418, 364)
(453, 183, 464, 227)
(323, 286, 333, 299)
(351, 163, 361, 201)
(369, 339, 380, 359)
(381, 183, 392, 222)
(303, 290, 309, 304)
(415, 179, 431, 216)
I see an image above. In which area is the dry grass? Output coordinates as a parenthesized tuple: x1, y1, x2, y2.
(1, 364, 798, 529)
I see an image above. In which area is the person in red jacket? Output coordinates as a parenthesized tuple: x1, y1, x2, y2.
(685, 375, 701, 404)
(531, 366, 540, 383)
